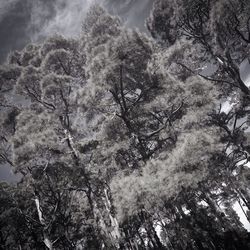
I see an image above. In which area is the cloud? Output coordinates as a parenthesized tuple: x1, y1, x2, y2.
(0, 0, 31, 62)
(29, 0, 152, 40)
(0, 0, 93, 63)
(0, 0, 153, 63)
(0, 0, 19, 22)
(102, 0, 153, 32)
(28, 0, 93, 41)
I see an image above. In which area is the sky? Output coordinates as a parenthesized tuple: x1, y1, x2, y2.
(0, 0, 153, 182)
(0, 0, 91, 62)
(0, 0, 153, 63)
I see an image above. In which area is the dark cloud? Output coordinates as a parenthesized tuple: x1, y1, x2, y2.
(0, 0, 30, 62)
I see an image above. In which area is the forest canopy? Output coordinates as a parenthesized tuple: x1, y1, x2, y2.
(1, 1, 250, 249)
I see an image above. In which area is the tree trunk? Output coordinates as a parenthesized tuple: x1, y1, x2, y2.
(34, 196, 53, 250)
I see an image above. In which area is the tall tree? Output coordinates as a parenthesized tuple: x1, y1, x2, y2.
(1, 3, 250, 250)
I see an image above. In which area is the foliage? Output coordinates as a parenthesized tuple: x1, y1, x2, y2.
(0, 2, 250, 250)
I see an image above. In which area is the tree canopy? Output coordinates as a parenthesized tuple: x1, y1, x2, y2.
(1, 2, 250, 250)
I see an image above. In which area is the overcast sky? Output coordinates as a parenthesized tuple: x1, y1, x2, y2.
(0, 0, 91, 62)
(0, 0, 153, 63)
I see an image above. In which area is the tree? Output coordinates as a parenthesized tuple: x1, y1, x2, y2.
(1, 3, 250, 250)
(147, 0, 250, 97)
